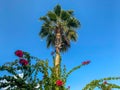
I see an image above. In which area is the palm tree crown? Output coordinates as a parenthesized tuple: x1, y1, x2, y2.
(39, 4, 80, 53)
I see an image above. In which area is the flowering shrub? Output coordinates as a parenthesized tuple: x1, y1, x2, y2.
(0, 50, 90, 90)
(0, 50, 120, 90)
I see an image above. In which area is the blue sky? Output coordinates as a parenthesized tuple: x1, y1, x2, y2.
(0, 0, 120, 90)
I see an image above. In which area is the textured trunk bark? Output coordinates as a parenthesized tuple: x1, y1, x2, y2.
(54, 53, 60, 77)
(54, 27, 62, 77)
(55, 52, 60, 66)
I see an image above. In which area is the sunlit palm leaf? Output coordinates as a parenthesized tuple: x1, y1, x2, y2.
(67, 10, 74, 15)
(47, 11, 57, 21)
(67, 30, 77, 41)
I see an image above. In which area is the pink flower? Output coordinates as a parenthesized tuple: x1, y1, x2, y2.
(19, 59, 28, 66)
(56, 80, 64, 86)
(15, 50, 23, 57)
(82, 60, 91, 65)
(103, 81, 107, 84)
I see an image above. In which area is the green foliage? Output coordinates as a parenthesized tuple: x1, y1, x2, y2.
(82, 77, 120, 90)
(0, 51, 88, 90)
(0, 52, 42, 90)
(1, 51, 119, 90)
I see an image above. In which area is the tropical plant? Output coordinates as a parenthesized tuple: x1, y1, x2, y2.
(0, 50, 90, 90)
(82, 77, 120, 90)
(39, 4, 80, 76)
(39, 4, 80, 53)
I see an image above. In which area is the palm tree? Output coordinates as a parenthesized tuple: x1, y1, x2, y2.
(39, 4, 80, 76)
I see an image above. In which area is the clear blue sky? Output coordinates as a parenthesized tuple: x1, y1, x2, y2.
(0, 0, 120, 90)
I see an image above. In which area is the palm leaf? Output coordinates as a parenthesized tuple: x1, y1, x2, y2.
(39, 16, 49, 22)
(39, 27, 49, 38)
(46, 34, 55, 48)
(54, 4, 61, 16)
(60, 10, 70, 20)
(67, 10, 74, 15)
(67, 17, 80, 28)
(47, 11, 57, 21)
(60, 36, 70, 52)
(66, 30, 77, 41)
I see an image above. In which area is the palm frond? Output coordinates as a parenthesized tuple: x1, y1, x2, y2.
(39, 16, 49, 22)
(60, 10, 70, 21)
(54, 4, 61, 16)
(60, 44, 70, 52)
(60, 36, 70, 52)
(67, 10, 74, 16)
(66, 30, 77, 41)
(67, 17, 80, 28)
(39, 22, 54, 38)
(39, 27, 50, 38)
(47, 11, 57, 22)
(46, 34, 55, 48)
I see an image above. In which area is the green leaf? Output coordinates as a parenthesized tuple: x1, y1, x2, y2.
(67, 10, 74, 15)
(46, 34, 55, 48)
(61, 10, 70, 20)
(39, 16, 49, 22)
(54, 4, 61, 16)
(67, 17, 80, 28)
(47, 11, 57, 21)
(66, 30, 77, 41)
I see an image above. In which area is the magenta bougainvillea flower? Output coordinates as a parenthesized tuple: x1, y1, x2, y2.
(82, 60, 91, 65)
(15, 50, 23, 57)
(103, 81, 107, 84)
(56, 80, 64, 86)
(19, 59, 28, 66)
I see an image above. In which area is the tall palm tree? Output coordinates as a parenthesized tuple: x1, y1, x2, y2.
(39, 4, 80, 76)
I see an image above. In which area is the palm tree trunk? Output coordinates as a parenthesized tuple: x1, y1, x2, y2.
(54, 28, 62, 77)
(55, 52, 60, 66)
